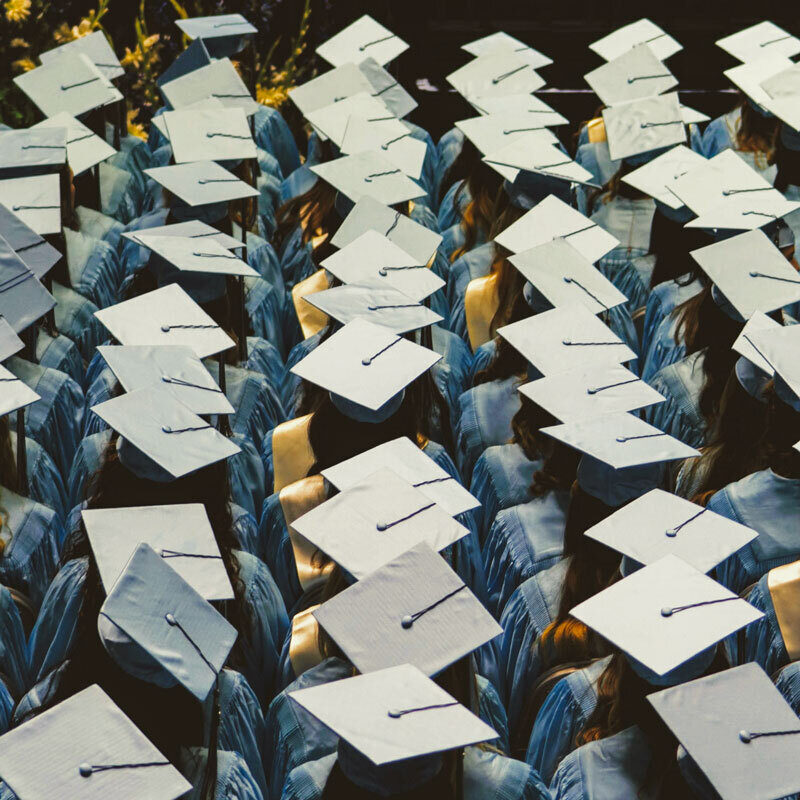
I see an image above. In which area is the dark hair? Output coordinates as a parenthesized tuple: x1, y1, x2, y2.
(584, 162, 649, 216)
(750, 382, 800, 480)
(0, 415, 19, 495)
(735, 97, 779, 163)
(648, 213, 711, 290)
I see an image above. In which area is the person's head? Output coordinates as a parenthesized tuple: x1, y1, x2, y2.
(751, 380, 800, 479)
(736, 96, 779, 159)
(648, 212, 711, 289)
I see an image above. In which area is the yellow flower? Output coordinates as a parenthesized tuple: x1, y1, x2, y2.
(12, 57, 36, 72)
(127, 109, 147, 140)
(4, 0, 30, 23)
(144, 34, 160, 48)
(10, 37, 28, 48)
(121, 45, 143, 68)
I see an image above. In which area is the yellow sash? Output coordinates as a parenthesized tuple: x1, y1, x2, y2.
(464, 272, 499, 352)
(272, 414, 315, 493)
(291, 269, 330, 339)
(587, 117, 607, 143)
(768, 561, 800, 661)
(288, 605, 323, 677)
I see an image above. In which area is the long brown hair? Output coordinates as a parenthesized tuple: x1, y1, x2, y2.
(750, 382, 800, 480)
(735, 97, 779, 161)
(272, 179, 338, 259)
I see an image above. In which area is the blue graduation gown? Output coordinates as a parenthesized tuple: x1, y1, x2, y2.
(10, 431, 68, 521)
(35, 331, 83, 387)
(63, 226, 125, 309)
(438, 178, 472, 232)
(434, 128, 464, 203)
(447, 242, 496, 344)
(0, 584, 30, 699)
(52, 281, 106, 371)
(254, 105, 301, 179)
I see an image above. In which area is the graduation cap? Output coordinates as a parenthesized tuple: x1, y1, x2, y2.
(291, 467, 468, 580)
(321, 436, 479, 517)
(83, 503, 233, 601)
(0, 128, 67, 175)
(467, 93, 568, 126)
(571, 554, 762, 684)
(303, 284, 442, 335)
(121, 220, 243, 252)
(716, 21, 800, 63)
(540, 410, 699, 470)
(14, 53, 121, 118)
(497, 304, 636, 376)
(0, 361, 39, 418)
(590, 19, 682, 62)
(94, 284, 235, 359)
(321, 230, 444, 302)
(461, 31, 552, 70)
(585, 488, 758, 573)
(97, 344, 234, 416)
(288, 663, 498, 766)
(621, 144, 706, 208)
(0, 174, 61, 235)
(0, 238, 56, 332)
(649, 663, 800, 800)
(485, 137, 597, 186)
(159, 58, 258, 117)
(0, 203, 61, 279)
(603, 93, 687, 162)
(731, 310, 781, 376)
(306, 91, 393, 147)
(508, 238, 628, 314)
(288, 63, 374, 116)
(0, 684, 191, 800)
(447, 52, 545, 101)
(314, 542, 501, 676)
(332, 195, 442, 265)
(128, 233, 257, 278)
(144, 161, 258, 208)
(690, 230, 800, 320)
(0, 316, 24, 362)
(175, 13, 257, 54)
(157, 38, 213, 92)
(759, 65, 800, 131)
(724, 53, 793, 115)
(519, 363, 664, 424)
(33, 112, 116, 176)
(585, 45, 677, 107)
(316, 14, 408, 68)
(39, 30, 124, 81)
(357, 56, 418, 119)
(290, 317, 440, 423)
(745, 324, 800, 411)
(455, 114, 557, 157)
(99, 543, 237, 700)
(91, 385, 240, 481)
(494, 193, 620, 261)
(162, 107, 256, 164)
(340, 116, 426, 180)
(310, 151, 425, 207)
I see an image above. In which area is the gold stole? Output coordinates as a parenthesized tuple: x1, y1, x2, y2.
(292, 269, 330, 339)
(464, 272, 500, 353)
(587, 117, 607, 143)
(288, 605, 323, 677)
(272, 414, 315, 493)
(768, 560, 800, 661)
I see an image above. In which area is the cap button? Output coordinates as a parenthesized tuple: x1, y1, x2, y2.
(160, 325, 170, 332)
(361, 357, 372, 366)
(739, 730, 752, 744)
(78, 763, 93, 778)
(376, 522, 388, 532)
(660, 607, 674, 618)
(165, 612, 177, 626)
(401, 615, 414, 629)
(665, 528, 677, 538)
(387, 709, 402, 718)
(378, 268, 388, 276)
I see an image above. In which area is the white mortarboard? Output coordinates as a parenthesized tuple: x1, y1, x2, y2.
(0, 684, 192, 800)
(0, 238, 55, 331)
(590, 19, 682, 62)
(468, 93, 568, 126)
(291, 467, 468, 580)
(157, 38, 212, 92)
(97, 344, 234, 416)
(585, 45, 677, 107)
(0, 316, 24, 362)
(33, 112, 116, 175)
(622, 144, 706, 208)
(159, 58, 258, 116)
(585, 488, 758, 573)
(649, 663, 800, 800)
(690, 230, 800, 319)
(455, 114, 557, 157)
(91, 385, 240, 481)
(540, 411, 700, 469)
(494, 194, 620, 261)
(519, 363, 664, 423)
(0, 362, 39, 417)
(310, 151, 425, 207)
(0, 203, 60, 278)
(483, 138, 597, 186)
(332, 196, 442, 265)
(129, 234, 258, 278)
(679, 104, 710, 125)
(461, 31, 552, 69)
(724, 53, 792, 112)
(716, 21, 800, 63)
(14, 53, 120, 117)
(314, 542, 501, 676)
(121, 220, 243, 252)
(316, 14, 408, 68)
(571, 554, 762, 679)
(288, 663, 498, 765)
(144, 161, 258, 207)
(357, 57, 417, 119)
(745, 324, 800, 410)
(731, 311, 781, 375)
(341, 116, 426, 180)
(497, 305, 636, 376)
(163, 107, 256, 164)
(305, 91, 392, 146)
(290, 317, 440, 414)
(0, 128, 66, 173)
(320, 230, 444, 302)
(175, 13, 257, 41)
(288, 63, 374, 116)
(321, 436, 479, 517)
(94, 284, 235, 359)
(303, 284, 442, 335)
(603, 93, 687, 161)
(0, 174, 61, 235)
(39, 30, 124, 81)
(509, 238, 628, 314)
(446, 52, 545, 101)
(150, 97, 224, 141)
(759, 65, 800, 130)
(99, 543, 237, 700)
(83, 503, 233, 601)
